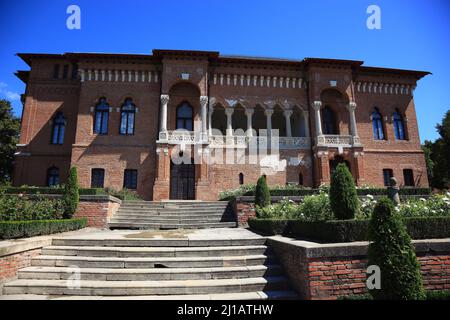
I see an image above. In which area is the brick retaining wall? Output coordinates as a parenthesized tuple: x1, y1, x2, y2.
(0, 248, 42, 282)
(74, 196, 121, 228)
(267, 236, 450, 300)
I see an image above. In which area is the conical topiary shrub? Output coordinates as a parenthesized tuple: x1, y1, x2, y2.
(255, 175, 270, 210)
(63, 167, 79, 219)
(368, 197, 425, 300)
(329, 163, 358, 220)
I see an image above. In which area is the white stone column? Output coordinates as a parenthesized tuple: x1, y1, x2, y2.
(283, 109, 293, 137)
(245, 108, 254, 137)
(265, 109, 274, 137)
(303, 111, 310, 137)
(160, 94, 169, 134)
(200, 96, 208, 139)
(208, 97, 216, 136)
(225, 108, 234, 136)
(347, 101, 360, 145)
(312, 101, 323, 136)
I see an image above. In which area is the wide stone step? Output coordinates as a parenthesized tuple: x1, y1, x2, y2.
(18, 265, 283, 281)
(114, 213, 233, 219)
(120, 203, 229, 209)
(116, 208, 230, 214)
(108, 222, 237, 230)
(41, 245, 268, 257)
(109, 216, 233, 223)
(3, 277, 289, 296)
(0, 290, 298, 300)
(51, 237, 266, 247)
(31, 254, 273, 268)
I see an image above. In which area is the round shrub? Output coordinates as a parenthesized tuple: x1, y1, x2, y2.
(329, 163, 359, 220)
(255, 175, 270, 210)
(63, 167, 79, 219)
(368, 197, 425, 300)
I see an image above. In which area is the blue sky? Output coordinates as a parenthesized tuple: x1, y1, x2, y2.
(0, 0, 448, 142)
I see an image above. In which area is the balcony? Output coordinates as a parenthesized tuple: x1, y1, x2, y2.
(158, 131, 311, 149)
(316, 135, 361, 147)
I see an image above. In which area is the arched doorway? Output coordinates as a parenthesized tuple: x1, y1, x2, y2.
(170, 160, 195, 200)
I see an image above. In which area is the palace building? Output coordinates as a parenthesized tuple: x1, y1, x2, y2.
(13, 49, 429, 200)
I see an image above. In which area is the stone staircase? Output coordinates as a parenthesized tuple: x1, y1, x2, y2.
(108, 201, 237, 230)
(0, 229, 298, 300)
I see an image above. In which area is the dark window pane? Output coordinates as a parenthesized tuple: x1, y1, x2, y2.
(91, 169, 105, 188)
(124, 169, 138, 189)
(127, 113, 134, 134)
(403, 169, 415, 187)
(383, 169, 393, 186)
(47, 167, 59, 187)
(51, 113, 65, 145)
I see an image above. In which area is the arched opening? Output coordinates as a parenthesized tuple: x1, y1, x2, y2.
(51, 112, 66, 145)
(168, 82, 200, 131)
(371, 107, 384, 140)
(120, 98, 136, 135)
(272, 106, 286, 136)
(320, 88, 349, 135)
(393, 109, 406, 140)
(322, 106, 338, 135)
(232, 105, 247, 133)
(291, 107, 306, 137)
(176, 102, 193, 131)
(211, 104, 226, 135)
(46, 167, 59, 187)
(93, 97, 109, 135)
(252, 105, 266, 136)
(239, 173, 244, 185)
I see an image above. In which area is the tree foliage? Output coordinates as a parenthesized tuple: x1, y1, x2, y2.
(63, 167, 79, 219)
(422, 110, 450, 189)
(255, 175, 270, 210)
(368, 198, 425, 300)
(0, 100, 20, 184)
(329, 163, 359, 220)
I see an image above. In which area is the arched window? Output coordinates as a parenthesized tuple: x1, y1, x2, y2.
(393, 110, 406, 140)
(239, 173, 244, 185)
(47, 167, 59, 187)
(371, 108, 384, 140)
(120, 98, 136, 135)
(322, 106, 337, 134)
(93, 98, 109, 134)
(176, 102, 193, 131)
(51, 112, 66, 144)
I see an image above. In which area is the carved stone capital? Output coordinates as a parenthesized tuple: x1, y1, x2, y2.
(245, 108, 255, 116)
(200, 96, 208, 107)
(312, 101, 322, 111)
(225, 108, 234, 116)
(160, 94, 170, 105)
(347, 101, 357, 112)
(264, 109, 274, 117)
(283, 109, 293, 118)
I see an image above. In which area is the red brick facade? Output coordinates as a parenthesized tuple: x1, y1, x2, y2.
(13, 50, 429, 200)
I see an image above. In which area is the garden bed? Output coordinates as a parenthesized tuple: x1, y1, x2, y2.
(248, 216, 450, 242)
(0, 218, 88, 240)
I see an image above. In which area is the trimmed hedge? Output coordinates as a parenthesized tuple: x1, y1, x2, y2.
(232, 187, 431, 198)
(248, 216, 450, 242)
(3, 187, 107, 196)
(0, 218, 87, 240)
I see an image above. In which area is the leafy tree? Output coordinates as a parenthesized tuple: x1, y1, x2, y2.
(329, 163, 359, 220)
(63, 167, 79, 218)
(0, 100, 20, 184)
(423, 111, 450, 189)
(255, 175, 270, 210)
(368, 198, 425, 300)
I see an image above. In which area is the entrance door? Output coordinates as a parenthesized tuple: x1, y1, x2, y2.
(170, 163, 195, 200)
